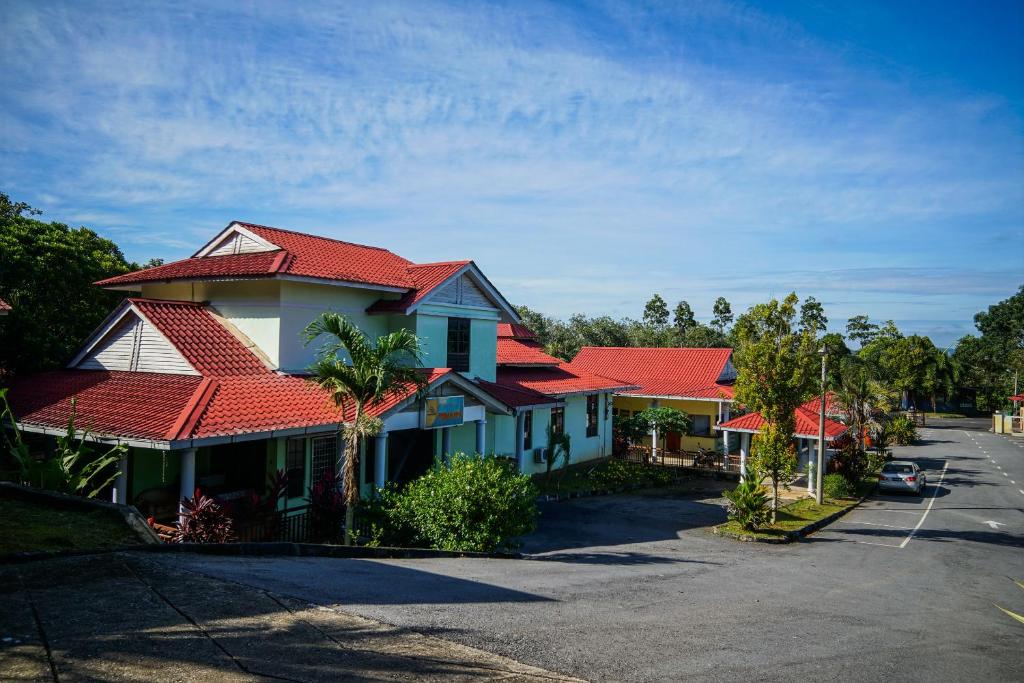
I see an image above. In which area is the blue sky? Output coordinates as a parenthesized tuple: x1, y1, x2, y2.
(2, 0, 1022, 347)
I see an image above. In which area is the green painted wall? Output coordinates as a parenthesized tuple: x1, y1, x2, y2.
(470, 319, 497, 381)
(415, 314, 449, 370)
(130, 448, 179, 499)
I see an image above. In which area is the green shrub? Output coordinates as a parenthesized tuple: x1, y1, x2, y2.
(586, 460, 675, 491)
(889, 415, 917, 446)
(823, 473, 855, 499)
(722, 479, 771, 530)
(385, 453, 538, 552)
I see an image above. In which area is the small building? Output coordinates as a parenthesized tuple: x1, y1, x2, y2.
(569, 347, 736, 454)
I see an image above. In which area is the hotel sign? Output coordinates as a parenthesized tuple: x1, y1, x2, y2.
(422, 395, 465, 429)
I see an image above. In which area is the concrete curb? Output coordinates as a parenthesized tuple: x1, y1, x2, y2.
(136, 542, 523, 560)
(537, 472, 734, 502)
(711, 487, 875, 544)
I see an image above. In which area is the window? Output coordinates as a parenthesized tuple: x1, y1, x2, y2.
(311, 436, 337, 484)
(523, 410, 533, 450)
(586, 395, 599, 437)
(447, 317, 471, 372)
(551, 407, 565, 436)
(285, 438, 306, 498)
(691, 414, 712, 436)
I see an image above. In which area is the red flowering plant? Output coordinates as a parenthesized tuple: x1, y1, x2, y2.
(174, 489, 234, 544)
(308, 470, 346, 543)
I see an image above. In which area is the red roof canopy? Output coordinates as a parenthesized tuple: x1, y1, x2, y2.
(496, 364, 635, 398)
(0, 298, 10, 313)
(570, 347, 734, 400)
(718, 406, 848, 440)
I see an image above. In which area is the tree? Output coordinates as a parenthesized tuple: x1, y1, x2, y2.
(799, 296, 828, 337)
(673, 301, 696, 338)
(864, 334, 934, 409)
(0, 192, 135, 377)
(953, 285, 1024, 411)
(832, 356, 896, 457)
(643, 294, 670, 329)
(712, 297, 733, 333)
(846, 315, 879, 346)
(923, 348, 958, 413)
(304, 313, 427, 545)
(732, 293, 817, 519)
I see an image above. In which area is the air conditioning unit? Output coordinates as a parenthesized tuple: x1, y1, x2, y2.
(533, 447, 548, 464)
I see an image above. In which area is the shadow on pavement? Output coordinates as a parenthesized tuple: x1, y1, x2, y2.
(528, 550, 721, 566)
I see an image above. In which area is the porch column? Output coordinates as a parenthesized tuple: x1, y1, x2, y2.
(373, 433, 388, 489)
(720, 429, 730, 471)
(178, 447, 197, 519)
(721, 403, 731, 422)
(739, 433, 750, 482)
(111, 450, 128, 505)
(651, 425, 658, 461)
(807, 437, 816, 496)
(515, 411, 527, 471)
(475, 418, 486, 455)
(441, 427, 452, 459)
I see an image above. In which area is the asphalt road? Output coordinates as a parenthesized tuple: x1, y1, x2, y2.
(161, 419, 1024, 682)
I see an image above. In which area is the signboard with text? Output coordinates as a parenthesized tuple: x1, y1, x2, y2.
(422, 395, 465, 429)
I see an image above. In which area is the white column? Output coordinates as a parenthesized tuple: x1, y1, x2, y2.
(178, 447, 197, 519)
(515, 411, 527, 471)
(441, 427, 452, 459)
(651, 425, 658, 461)
(807, 438, 816, 496)
(475, 418, 486, 455)
(722, 403, 731, 422)
(111, 450, 128, 504)
(739, 433, 750, 482)
(720, 429, 729, 471)
(373, 433, 388, 489)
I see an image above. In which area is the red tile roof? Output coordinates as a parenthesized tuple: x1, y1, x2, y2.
(7, 368, 452, 442)
(475, 378, 561, 409)
(132, 299, 269, 376)
(799, 392, 843, 417)
(1008, 394, 1024, 402)
(96, 222, 414, 289)
(497, 323, 538, 340)
(570, 347, 734, 400)
(496, 364, 636, 398)
(0, 298, 10, 313)
(497, 338, 561, 366)
(718, 407, 848, 440)
(6, 370, 205, 441)
(366, 261, 470, 314)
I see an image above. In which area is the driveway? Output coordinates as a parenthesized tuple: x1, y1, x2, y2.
(151, 420, 1023, 681)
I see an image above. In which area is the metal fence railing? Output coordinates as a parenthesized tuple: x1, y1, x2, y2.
(616, 446, 741, 475)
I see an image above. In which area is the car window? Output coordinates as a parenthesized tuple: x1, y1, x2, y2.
(882, 464, 914, 474)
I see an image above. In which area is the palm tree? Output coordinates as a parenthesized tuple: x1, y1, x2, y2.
(304, 313, 427, 545)
(832, 357, 897, 455)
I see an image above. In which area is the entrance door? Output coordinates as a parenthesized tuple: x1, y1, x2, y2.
(665, 431, 681, 452)
(387, 429, 436, 485)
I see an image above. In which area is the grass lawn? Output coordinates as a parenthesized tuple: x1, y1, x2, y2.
(0, 497, 142, 555)
(922, 412, 968, 419)
(716, 477, 877, 540)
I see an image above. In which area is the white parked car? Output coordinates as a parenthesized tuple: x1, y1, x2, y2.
(878, 461, 926, 495)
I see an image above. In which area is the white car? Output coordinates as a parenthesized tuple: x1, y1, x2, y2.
(878, 461, 926, 495)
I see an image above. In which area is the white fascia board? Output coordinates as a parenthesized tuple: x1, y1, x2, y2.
(192, 222, 280, 258)
(513, 401, 565, 413)
(67, 300, 137, 368)
(13, 421, 173, 450)
(716, 426, 759, 435)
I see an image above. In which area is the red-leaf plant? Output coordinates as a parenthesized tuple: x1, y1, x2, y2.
(174, 489, 234, 544)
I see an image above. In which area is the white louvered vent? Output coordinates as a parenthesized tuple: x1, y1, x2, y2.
(77, 312, 198, 375)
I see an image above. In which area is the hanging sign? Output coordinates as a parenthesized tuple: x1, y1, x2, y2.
(422, 395, 465, 429)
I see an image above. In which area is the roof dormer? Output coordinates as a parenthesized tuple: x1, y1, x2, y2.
(193, 222, 281, 257)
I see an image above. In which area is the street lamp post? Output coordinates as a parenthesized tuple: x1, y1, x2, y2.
(816, 347, 827, 505)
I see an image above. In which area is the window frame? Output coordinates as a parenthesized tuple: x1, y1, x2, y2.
(446, 317, 471, 372)
(551, 407, 565, 436)
(691, 414, 712, 436)
(586, 395, 599, 437)
(285, 437, 306, 499)
(523, 410, 533, 450)
(310, 435, 338, 485)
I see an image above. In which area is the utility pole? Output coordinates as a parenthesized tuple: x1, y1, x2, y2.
(816, 347, 827, 505)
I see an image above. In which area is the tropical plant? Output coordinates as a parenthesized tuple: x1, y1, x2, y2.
(888, 415, 917, 445)
(722, 478, 771, 531)
(832, 356, 897, 456)
(1, 390, 123, 498)
(614, 407, 690, 453)
(732, 293, 817, 519)
(544, 422, 572, 484)
(308, 469, 347, 543)
(923, 347, 959, 413)
(174, 489, 234, 543)
(304, 313, 427, 545)
(748, 425, 798, 518)
(822, 473, 855, 499)
(388, 453, 538, 552)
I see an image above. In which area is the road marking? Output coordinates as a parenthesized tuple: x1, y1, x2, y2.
(841, 520, 913, 530)
(1003, 472, 1009, 477)
(1019, 489, 1024, 495)
(900, 461, 948, 549)
(856, 541, 903, 548)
